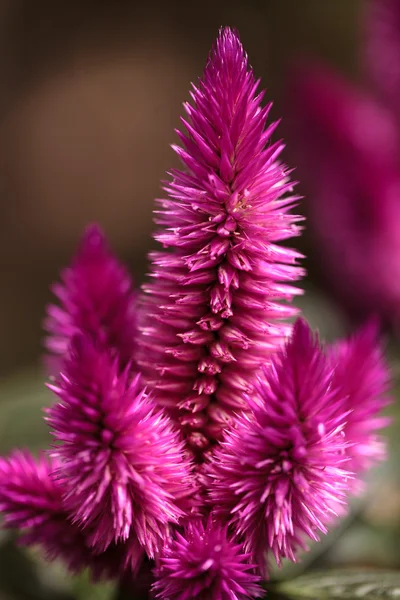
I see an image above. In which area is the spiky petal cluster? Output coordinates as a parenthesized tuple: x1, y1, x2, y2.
(138, 27, 304, 458)
(44, 224, 137, 374)
(0, 451, 144, 580)
(209, 320, 352, 571)
(47, 335, 194, 558)
(153, 517, 262, 600)
(329, 321, 392, 476)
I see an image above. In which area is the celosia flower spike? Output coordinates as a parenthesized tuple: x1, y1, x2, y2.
(138, 27, 304, 458)
(44, 223, 137, 374)
(0, 451, 143, 580)
(153, 517, 263, 600)
(329, 320, 392, 477)
(209, 319, 352, 571)
(47, 334, 194, 558)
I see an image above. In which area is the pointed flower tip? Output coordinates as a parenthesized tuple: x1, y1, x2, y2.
(217, 25, 241, 46)
(289, 317, 318, 353)
(212, 26, 246, 66)
(292, 316, 312, 336)
(78, 222, 108, 255)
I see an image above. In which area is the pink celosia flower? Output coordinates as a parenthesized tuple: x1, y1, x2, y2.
(153, 517, 262, 600)
(288, 0, 400, 328)
(0, 451, 143, 580)
(329, 321, 392, 477)
(44, 224, 137, 374)
(209, 320, 352, 571)
(46, 335, 195, 558)
(138, 27, 304, 459)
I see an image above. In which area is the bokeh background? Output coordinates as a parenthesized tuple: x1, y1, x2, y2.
(1, 1, 399, 599)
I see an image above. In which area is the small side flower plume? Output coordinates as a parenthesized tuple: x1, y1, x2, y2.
(209, 320, 351, 571)
(139, 27, 304, 458)
(0, 451, 143, 580)
(47, 335, 195, 558)
(153, 517, 262, 600)
(44, 224, 137, 374)
(329, 321, 392, 477)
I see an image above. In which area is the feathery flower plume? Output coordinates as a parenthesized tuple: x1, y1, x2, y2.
(47, 334, 194, 558)
(0, 451, 143, 580)
(153, 517, 262, 600)
(138, 27, 304, 458)
(329, 321, 392, 477)
(209, 320, 351, 571)
(44, 224, 137, 374)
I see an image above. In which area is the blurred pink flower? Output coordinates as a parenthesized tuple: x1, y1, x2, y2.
(289, 0, 400, 328)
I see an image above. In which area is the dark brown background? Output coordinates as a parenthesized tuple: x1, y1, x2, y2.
(0, 0, 361, 375)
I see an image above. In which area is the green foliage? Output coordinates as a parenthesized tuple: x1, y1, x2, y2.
(274, 569, 400, 600)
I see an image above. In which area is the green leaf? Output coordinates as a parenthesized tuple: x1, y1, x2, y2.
(71, 570, 115, 600)
(275, 569, 400, 599)
(0, 369, 51, 454)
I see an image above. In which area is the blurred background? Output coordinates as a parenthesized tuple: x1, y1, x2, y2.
(1, 1, 400, 599)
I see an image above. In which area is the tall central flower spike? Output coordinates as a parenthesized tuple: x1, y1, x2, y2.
(138, 27, 304, 459)
(47, 335, 195, 559)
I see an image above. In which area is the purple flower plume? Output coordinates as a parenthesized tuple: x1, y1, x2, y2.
(153, 517, 263, 600)
(138, 27, 304, 459)
(0, 451, 143, 580)
(44, 224, 137, 374)
(329, 321, 392, 477)
(47, 335, 195, 558)
(209, 319, 351, 571)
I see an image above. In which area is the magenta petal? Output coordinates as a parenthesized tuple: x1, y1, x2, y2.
(289, 63, 400, 324)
